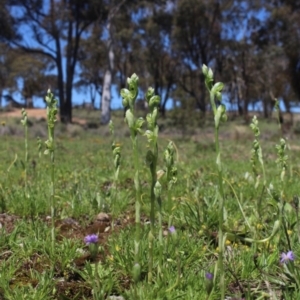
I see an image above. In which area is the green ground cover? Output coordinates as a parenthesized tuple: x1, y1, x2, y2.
(1, 76, 300, 299)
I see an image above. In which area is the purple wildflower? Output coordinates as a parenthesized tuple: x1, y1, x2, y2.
(168, 225, 176, 234)
(84, 234, 98, 245)
(280, 250, 295, 264)
(205, 272, 213, 280)
(205, 272, 214, 295)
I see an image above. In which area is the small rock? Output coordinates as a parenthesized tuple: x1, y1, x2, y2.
(115, 219, 121, 226)
(6, 216, 13, 222)
(108, 296, 125, 300)
(96, 212, 110, 222)
(62, 217, 79, 226)
(163, 230, 169, 237)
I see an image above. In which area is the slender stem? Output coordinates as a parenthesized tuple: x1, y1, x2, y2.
(215, 126, 225, 299)
(133, 135, 141, 268)
(166, 247, 180, 292)
(148, 145, 157, 282)
(50, 148, 55, 251)
(157, 195, 163, 275)
(148, 230, 154, 283)
(208, 84, 226, 299)
(45, 90, 57, 255)
(150, 142, 158, 224)
(24, 122, 28, 194)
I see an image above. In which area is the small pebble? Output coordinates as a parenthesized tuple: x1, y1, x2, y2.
(96, 212, 110, 222)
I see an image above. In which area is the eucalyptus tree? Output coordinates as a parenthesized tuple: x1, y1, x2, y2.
(257, 0, 300, 108)
(0, 3, 17, 42)
(99, 0, 167, 124)
(100, 0, 127, 124)
(138, 3, 177, 117)
(11, 53, 56, 107)
(172, 0, 223, 113)
(7, 0, 105, 123)
(0, 3, 18, 107)
(0, 43, 17, 107)
(76, 24, 107, 109)
(114, 7, 144, 93)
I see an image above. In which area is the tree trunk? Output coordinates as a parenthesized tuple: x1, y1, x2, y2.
(25, 97, 33, 108)
(61, 19, 75, 124)
(197, 87, 207, 113)
(100, 23, 114, 125)
(100, 1, 126, 124)
(262, 96, 269, 118)
(61, 88, 72, 123)
(243, 97, 249, 117)
(90, 85, 96, 109)
(101, 67, 112, 124)
(54, 34, 67, 123)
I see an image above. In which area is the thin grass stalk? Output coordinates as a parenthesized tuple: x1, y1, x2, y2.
(36, 137, 43, 192)
(166, 228, 180, 292)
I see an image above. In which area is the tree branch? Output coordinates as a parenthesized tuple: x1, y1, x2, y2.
(10, 41, 56, 62)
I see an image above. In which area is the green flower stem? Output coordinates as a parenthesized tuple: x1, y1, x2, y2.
(133, 136, 141, 267)
(21, 109, 28, 197)
(145, 87, 161, 281)
(148, 150, 157, 283)
(44, 90, 58, 253)
(164, 141, 177, 217)
(148, 229, 154, 283)
(121, 74, 143, 282)
(50, 148, 55, 249)
(109, 121, 121, 231)
(155, 181, 163, 276)
(250, 116, 266, 214)
(149, 148, 157, 226)
(203, 65, 227, 299)
(276, 135, 290, 249)
(213, 99, 225, 300)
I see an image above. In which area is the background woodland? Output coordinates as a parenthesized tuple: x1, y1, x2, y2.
(1, 0, 299, 124)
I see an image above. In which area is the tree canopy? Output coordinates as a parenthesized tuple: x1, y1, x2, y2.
(2, 0, 299, 123)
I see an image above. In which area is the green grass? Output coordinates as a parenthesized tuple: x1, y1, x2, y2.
(0, 108, 300, 299)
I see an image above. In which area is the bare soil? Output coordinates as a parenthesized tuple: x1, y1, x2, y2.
(1, 108, 87, 125)
(0, 212, 134, 299)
